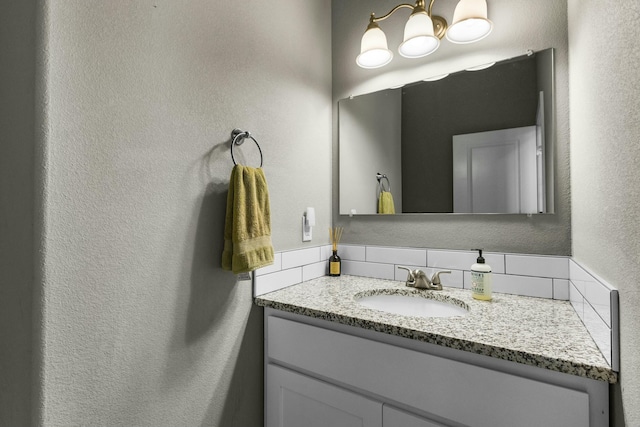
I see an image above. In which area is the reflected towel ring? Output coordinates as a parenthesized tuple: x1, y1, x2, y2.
(376, 172, 391, 192)
(231, 128, 263, 168)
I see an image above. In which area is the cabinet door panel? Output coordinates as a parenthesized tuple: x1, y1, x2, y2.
(383, 405, 447, 427)
(266, 364, 382, 427)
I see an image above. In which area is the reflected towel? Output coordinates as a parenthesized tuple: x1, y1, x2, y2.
(222, 165, 274, 274)
(378, 191, 395, 214)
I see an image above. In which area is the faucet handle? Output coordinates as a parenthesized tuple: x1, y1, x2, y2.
(397, 266, 415, 287)
(431, 270, 451, 286)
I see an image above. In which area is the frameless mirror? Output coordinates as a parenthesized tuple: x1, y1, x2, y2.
(339, 48, 555, 215)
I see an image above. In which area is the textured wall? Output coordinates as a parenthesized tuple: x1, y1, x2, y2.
(568, 0, 640, 424)
(35, 1, 331, 425)
(0, 1, 36, 425)
(332, 0, 571, 255)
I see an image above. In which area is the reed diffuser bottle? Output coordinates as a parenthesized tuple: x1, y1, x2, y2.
(328, 227, 343, 277)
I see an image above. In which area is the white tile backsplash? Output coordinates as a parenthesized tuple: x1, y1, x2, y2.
(569, 260, 615, 327)
(338, 244, 366, 261)
(303, 261, 327, 282)
(505, 255, 569, 279)
(569, 282, 585, 321)
(254, 267, 302, 296)
(428, 250, 505, 274)
(342, 260, 395, 280)
(281, 247, 321, 270)
(464, 272, 553, 299)
(254, 252, 282, 276)
(584, 301, 612, 366)
(366, 246, 427, 267)
(320, 245, 333, 262)
(552, 279, 570, 300)
(567, 259, 619, 370)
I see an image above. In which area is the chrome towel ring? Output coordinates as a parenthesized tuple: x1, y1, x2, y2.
(231, 128, 263, 168)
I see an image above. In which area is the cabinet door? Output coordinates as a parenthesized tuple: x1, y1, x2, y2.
(383, 405, 447, 427)
(266, 364, 382, 427)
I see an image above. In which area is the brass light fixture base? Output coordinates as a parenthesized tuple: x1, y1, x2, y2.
(431, 15, 448, 39)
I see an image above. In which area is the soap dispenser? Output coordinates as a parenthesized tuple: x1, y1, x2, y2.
(471, 249, 492, 301)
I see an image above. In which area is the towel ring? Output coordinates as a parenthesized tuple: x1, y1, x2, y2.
(376, 173, 390, 192)
(231, 128, 263, 168)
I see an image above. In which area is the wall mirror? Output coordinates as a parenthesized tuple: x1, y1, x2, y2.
(339, 48, 555, 215)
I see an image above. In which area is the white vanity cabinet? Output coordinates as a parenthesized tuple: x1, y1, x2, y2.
(265, 309, 609, 427)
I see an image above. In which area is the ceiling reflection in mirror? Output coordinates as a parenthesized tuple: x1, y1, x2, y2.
(339, 48, 555, 215)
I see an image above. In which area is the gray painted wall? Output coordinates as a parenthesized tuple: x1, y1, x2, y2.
(19, 1, 331, 426)
(332, 0, 571, 255)
(568, 1, 640, 424)
(0, 1, 36, 425)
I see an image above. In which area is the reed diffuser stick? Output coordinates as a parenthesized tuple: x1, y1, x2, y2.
(329, 227, 343, 251)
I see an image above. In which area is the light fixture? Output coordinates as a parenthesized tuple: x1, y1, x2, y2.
(356, 20, 394, 68)
(357, 0, 493, 69)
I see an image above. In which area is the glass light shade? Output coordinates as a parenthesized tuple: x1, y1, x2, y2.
(356, 26, 393, 69)
(398, 12, 440, 58)
(446, 0, 493, 44)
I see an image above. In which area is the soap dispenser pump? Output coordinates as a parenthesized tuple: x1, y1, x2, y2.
(471, 249, 492, 301)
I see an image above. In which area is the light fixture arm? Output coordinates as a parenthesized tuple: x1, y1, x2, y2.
(369, 4, 416, 25)
(427, 0, 436, 16)
(367, 0, 448, 40)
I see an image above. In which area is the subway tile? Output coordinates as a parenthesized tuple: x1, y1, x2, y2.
(505, 255, 569, 279)
(492, 274, 553, 298)
(464, 272, 553, 299)
(570, 260, 613, 327)
(320, 245, 333, 261)
(584, 301, 612, 366)
(281, 247, 321, 270)
(366, 246, 427, 267)
(553, 279, 570, 300)
(254, 267, 302, 297)
(569, 282, 585, 321)
(303, 261, 327, 282)
(428, 250, 505, 274)
(255, 252, 282, 276)
(342, 260, 395, 280)
(338, 245, 366, 262)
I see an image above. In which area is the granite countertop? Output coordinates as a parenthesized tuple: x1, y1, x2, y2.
(255, 275, 617, 383)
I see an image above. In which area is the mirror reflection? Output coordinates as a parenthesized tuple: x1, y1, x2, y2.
(339, 48, 555, 215)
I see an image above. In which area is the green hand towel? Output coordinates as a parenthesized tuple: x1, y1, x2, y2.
(378, 191, 396, 214)
(222, 165, 274, 274)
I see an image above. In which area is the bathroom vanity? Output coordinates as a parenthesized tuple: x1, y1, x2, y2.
(256, 275, 615, 427)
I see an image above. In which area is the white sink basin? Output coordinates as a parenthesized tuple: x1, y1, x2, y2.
(356, 292, 468, 318)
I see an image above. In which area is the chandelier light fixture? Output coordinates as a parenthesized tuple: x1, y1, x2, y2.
(356, 0, 493, 69)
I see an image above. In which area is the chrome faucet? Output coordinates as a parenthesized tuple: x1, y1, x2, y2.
(397, 266, 451, 290)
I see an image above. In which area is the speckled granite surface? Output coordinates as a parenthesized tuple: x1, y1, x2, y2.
(255, 275, 617, 383)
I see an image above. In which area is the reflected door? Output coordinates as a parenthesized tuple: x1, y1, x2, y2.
(453, 126, 538, 213)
